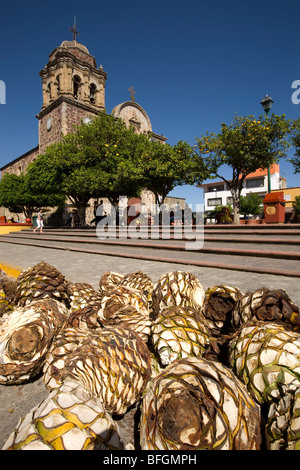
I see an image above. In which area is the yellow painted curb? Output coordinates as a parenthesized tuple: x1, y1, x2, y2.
(0, 262, 23, 279)
(0, 226, 32, 235)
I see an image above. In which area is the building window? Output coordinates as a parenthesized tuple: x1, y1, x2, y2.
(227, 196, 233, 205)
(73, 75, 81, 99)
(246, 177, 264, 188)
(208, 184, 224, 192)
(89, 84, 96, 104)
(207, 198, 222, 206)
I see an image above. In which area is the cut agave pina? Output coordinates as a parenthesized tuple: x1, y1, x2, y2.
(98, 285, 150, 321)
(202, 284, 243, 336)
(2, 378, 123, 450)
(15, 261, 71, 309)
(98, 271, 124, 296)
(44, 324, 152, 415)
(266, 386, 300, 450)
(229, 321, 300, 404)
(232, 287, 300, 331)
(140, 356, 261, 450)
(151, 271, 205, 317)
(0, 298, 68, 384)
(151, 306, 211, 366)
(121, 270, 154, 298)
(69, 282, 102, 312)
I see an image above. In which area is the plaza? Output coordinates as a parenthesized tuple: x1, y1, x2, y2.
(1, 2, 300, 451)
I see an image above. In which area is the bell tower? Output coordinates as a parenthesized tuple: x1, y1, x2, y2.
(37, 38, 107, 153)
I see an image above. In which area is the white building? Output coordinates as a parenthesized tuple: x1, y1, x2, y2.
(199, 164, 286, 215)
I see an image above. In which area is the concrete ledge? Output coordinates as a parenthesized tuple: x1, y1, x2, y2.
(0, 223, 32, 235)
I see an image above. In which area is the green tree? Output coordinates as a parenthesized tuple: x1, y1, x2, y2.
(289, 118, 300, 173)
(94, 129, 147, 208)
(0, 172, 65, 220)
(194, 114, 290, 224)
(139, 140, 204, 206)
(27, 111, 147, 224)
(27, 112, 209, 225)
(26, 137, 95, 224)
(240, 192, 263, 217)
(292, 195, 300, 216)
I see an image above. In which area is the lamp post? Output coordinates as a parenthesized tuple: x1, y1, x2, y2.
(260, 94, 274, 193)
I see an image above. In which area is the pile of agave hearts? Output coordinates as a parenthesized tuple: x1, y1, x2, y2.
(0, 261, 300, 450)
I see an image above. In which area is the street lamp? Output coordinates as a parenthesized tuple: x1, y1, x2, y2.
(260, 94, 274, 115)
(260, 94, 274, 193)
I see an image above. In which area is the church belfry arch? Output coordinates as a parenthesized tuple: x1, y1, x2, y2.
(73, 74, 81, 99)
(37, 39, 107, 153)
(89, 83, 97, 104)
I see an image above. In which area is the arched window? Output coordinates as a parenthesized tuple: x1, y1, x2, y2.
(47, 82, 52, 100)
(89, 83, 96, 104)
(73, 75, 81, 99)
(56, 75, 60, 94)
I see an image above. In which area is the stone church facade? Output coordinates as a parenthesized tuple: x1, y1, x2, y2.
(0, 39, 170, 223)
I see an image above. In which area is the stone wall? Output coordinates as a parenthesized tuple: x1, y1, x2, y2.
(39, 104, 63, 153)
(61, 101, 97, 135)
(1, 146, 39, 177)
(38, 99, 98, 153)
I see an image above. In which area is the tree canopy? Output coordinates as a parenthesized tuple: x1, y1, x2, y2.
(0, 172, 65, 219)
(288, 118, 300, 173)
(26, 111, 205, 224)
(292, 195, 300, 216)
(138, 140, 204, 206)
(239, 192, 263, 217)
(27, 111, 146, 223)
(193, 113, 291, 223)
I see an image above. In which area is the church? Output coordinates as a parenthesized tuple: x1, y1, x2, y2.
(0, 34, 182, 224)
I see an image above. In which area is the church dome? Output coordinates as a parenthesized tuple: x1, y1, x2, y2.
(111, 101, 152, 134)
(60, 40, 90, 55)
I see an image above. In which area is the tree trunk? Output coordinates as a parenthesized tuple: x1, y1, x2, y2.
(231, 191, 241, 225)
(74, 201, 87, 225)
(24, 207, 33, 220)
(233, 204, 240, 225)
(78, 206, 86, 225)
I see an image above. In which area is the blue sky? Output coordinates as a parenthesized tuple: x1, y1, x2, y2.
(0, 0, 299, 208)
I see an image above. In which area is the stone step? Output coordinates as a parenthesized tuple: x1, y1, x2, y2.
(37, 223, 300, 232)
(4, 231, 300, 256)
(1, 233, 300, 278)
(22, 226, 300, 240)
(20, 227, 300, 242)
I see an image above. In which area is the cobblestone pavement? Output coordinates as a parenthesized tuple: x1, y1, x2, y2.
(0, 241, 299, 302)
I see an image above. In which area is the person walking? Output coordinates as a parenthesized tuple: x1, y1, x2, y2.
(33, 209, 44, 234)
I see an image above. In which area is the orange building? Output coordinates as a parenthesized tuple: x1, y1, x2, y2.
(200, 164, 286, 215)
(271, 187, 300, 208)
(245, 163, 281, 179)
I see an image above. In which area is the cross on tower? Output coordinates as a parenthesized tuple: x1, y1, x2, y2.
(128, 86, 136, 102)
(69, 15, 79, 41)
